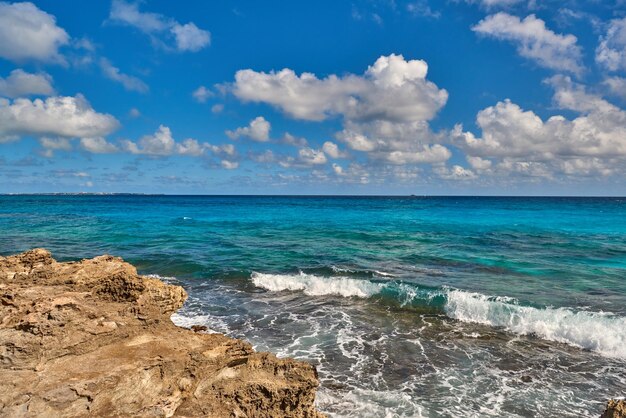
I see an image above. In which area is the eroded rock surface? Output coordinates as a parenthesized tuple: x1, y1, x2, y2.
(0, 249, 323, 417)
(602, 400, 626, 418)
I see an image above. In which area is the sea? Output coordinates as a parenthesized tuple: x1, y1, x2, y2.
(1, 195, 625, 417)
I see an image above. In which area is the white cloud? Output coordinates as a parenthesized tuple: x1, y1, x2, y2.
(176, 138, 204, 156)
(206, 143, 236, 157)
(192, 85, 213, 103)
(406, 1, 440, 18)
(171, 23, 210, 52)
(122, 125, 175, 155)
(99, 58, 148, 93)
(0, 1, 69, 64)
(109, 0, 167, 32)
(39, 137, 72, 157)
(121, 125, 235, 160)
(336, 130, 377, 151)
(298, 147, 327, 165)
(332, 163, 344, 175)
(336, 119, 450, 164)
(231, 54, 447, 123)
(79, 137, 118, 154)
(467, 155, 492, 170)
(128, 107, 141, 118)
(281, 132, 308, 147)
(211, 103, 224, 113)
(472, 13, 583, 74)
(604, 76, 626, 101)
(322, 141, 347, 159)
(109, 0, 210, 52)
(221, 160, 239, 169)
(373, 145, 451, 165)
(596, 17, 626, 72)
(434, 165, 476, 180)
(226, 116, 271, 142)
(0, 69, 54, 98)
(0, 95, 119, 143)
(453, 77, 626, 178)
(230, 54, 451, 166)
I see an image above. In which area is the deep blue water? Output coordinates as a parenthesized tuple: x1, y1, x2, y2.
(1, 195, 625, 417)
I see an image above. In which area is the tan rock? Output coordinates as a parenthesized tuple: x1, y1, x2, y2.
(602, 399, 626, 418)
(0, 249, 324, 417)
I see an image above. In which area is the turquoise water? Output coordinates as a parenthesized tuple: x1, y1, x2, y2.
(1, 195, 625, 416)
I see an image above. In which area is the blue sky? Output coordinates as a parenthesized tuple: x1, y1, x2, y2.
(0, 0, 625, 195)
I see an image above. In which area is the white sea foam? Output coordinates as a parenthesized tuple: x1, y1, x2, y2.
(144, 273, 179, 284)
(445, 290, 626, 359)
(251, 272, 626, 359)
(251, 272, 383, 298)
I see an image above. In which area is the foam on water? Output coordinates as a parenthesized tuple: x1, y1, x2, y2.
(251, 272, 383, 298)
(445, 290, 626, 359)
(251, 272, 626, 359)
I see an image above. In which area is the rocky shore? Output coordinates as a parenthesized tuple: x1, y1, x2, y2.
(602, 399, 626, 418)
(0, 249, 324, 417)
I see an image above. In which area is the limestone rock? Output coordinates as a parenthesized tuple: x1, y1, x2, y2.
(602, 399, 626, 418)
(0, 249, 324, 417)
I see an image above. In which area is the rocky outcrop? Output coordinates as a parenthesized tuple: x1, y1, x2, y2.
(602, 399, 626, 418)
(0, 249, 324, 417)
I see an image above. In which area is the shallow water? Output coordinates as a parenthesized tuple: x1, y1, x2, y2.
(1, 195, 625, 417)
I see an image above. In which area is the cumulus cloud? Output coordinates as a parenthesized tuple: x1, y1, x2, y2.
(109, 0, 210, 52)
(122, 125, 176, 155)
(226, 116, 271, 142)
(596, 17, 626, 72)
(280, 132, 308, 147)
(192, 85, 213, 103)
(170, 22, 210, 52)
(0, 95, 119, 143)
(453, 77, 626, 178)
(0, 69, 54, 98)
(231, 54, 447, 123)
(99, 58, 148, 93)
(121, 125, 237, 162)
(322, 141, 347, 159)
(230, 54, 451, 167)
(298, 147, 327, 165)
(221, 160, 239, 169)
(0, 1, 69, 64)
(79, 137, 118, 153)
(472, 13, 583, 74)
(336, 119, 450, 164)
(206, 143, 236, 157)
(332, 163, 344, 175)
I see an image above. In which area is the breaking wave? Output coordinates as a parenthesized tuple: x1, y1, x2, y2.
(251, 272, 626, 359)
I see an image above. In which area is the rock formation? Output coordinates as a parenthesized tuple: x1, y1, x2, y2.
(0, 249, 324, 417)
(602, 399, 626, 418)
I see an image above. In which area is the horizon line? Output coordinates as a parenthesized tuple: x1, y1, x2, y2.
(1, 193, 625, 198)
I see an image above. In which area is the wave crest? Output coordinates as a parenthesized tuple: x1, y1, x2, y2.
(251, 272, 626, 359)
(251, 272, 382, 298)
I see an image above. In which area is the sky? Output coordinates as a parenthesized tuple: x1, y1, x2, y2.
(0, 0, 625, 195)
